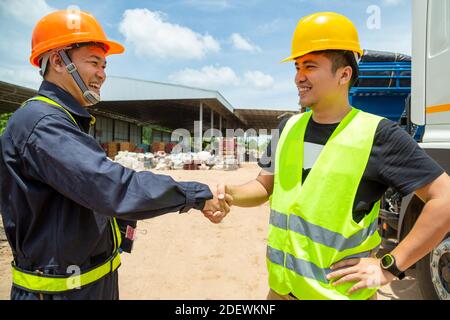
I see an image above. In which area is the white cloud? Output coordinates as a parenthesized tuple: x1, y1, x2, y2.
(119, 8, 220, 60)
(382, 0, 405, 6)
(0, 0, 56, 67)
(0, 0, 55, 25)
(230, 33, 261, 52)
(244, 71, 274, 90)
(169, 66, 239, 88)
(168, 66, 274, 91)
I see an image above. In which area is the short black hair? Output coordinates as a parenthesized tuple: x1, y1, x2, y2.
(313, 50, 359, 88)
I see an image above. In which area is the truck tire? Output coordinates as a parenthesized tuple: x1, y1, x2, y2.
(416, 235, 450, 300)
(399, 197, 449, 300)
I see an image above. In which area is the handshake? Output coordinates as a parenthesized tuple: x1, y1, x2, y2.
(201, 184, 233, 224)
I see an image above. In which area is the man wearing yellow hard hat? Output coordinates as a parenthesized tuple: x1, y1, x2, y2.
(0, 9, 229, 300)
(215, 12, 450, 299)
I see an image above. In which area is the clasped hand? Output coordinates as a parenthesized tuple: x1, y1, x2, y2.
(201, 183, 233, 223)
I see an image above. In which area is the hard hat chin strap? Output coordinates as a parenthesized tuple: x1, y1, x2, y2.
(57, 49, 100, 105)
(39, 53, 50, 77)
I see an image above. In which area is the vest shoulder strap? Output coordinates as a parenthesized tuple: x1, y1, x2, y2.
(24, 96, 80, 130)
(24, 96, 96, 128)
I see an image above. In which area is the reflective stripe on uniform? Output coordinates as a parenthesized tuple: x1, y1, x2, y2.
(25, 96, 79, 128)
(111, 216, 122, 251)
(24, 95, 96, 131)
(11, 250, 121, 294)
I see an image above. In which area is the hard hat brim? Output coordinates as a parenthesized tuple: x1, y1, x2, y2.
(280, 47, 364, 63)
(30, 38, 125, 67)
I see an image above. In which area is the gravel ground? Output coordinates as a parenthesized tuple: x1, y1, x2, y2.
(0, 163, 423, 300)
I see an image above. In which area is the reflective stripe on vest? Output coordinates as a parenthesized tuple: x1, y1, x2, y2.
(23, 95, 97, 128)
(11, 95, 122, 293)
(269, 209, 378, 252)
(267, 246, 372, 284)
(267, 108, 383, 300)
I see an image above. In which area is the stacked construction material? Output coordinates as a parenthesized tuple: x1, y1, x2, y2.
(220, 138, 237, 157)
(119, 142, 136, 152)
(218, 138, 239, 170)
(107, 142, 120, 159)
(114, 151, 146, 171)
(136, 143, 150, 153)
(165, 143, 176, 154)
(114, 150, 240, 171)
(152, 142, 165, 153)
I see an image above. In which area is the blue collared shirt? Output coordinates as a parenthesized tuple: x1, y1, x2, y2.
(0, 80, 212, 281)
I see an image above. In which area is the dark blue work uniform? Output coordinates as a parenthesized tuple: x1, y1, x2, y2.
(0, 81, 213, 300)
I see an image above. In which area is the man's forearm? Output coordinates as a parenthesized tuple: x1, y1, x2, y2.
(391, 197, 450, 272)
(228, 180, 270, 207)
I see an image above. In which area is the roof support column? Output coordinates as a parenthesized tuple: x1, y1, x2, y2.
(211, 109, 214, 131)
(199, 102, 203, 151)
(219, 115, 222, 134)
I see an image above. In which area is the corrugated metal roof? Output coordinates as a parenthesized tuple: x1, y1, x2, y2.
(0, 80, 37, 113)
(101, 76, 234, 113)
(234, 108, 298, 130)
(0, 79, 297, 131)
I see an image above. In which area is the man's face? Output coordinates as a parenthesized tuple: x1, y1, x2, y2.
(66, 45, 107, 106)
(294, 53, 342, 109)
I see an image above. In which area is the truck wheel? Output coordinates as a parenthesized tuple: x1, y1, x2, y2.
(416, 235, 450, 300)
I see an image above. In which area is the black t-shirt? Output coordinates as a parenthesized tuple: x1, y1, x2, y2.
(258, 116, 444, 223)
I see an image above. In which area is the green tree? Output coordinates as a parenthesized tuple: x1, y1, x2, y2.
(142, 126, 152, 145)
(0, 113, 13, 135)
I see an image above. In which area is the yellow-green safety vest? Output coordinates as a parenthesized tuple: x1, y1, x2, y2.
(267, 108, 383, 300)
(11, 95, 122, 294)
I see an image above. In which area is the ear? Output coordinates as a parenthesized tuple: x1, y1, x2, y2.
(338, 66, 353, 86)
(48, 52, 66, 74)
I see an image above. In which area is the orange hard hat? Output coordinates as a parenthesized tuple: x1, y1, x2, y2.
(30, 10, 124, 67)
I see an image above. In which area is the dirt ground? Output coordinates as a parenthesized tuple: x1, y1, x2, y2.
(0, 163, 422, 300)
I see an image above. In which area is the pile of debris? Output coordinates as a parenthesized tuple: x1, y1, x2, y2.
(113, 151, 240, 171)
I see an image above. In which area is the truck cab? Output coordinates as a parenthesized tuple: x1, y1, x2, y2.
(350, 0, 449, 300)
(382, 0, 450, 300)
(406, 0, 450, 300)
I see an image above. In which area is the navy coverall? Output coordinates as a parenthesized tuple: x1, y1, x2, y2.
(0, 81, 213, 300)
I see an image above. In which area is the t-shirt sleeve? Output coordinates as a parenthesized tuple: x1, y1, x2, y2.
(376, 119, 444, 196)
(258, 117, 290, 173)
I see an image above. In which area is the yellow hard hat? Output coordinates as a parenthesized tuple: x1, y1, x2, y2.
(281, 12, 363, 63)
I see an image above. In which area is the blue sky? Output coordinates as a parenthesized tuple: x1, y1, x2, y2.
(0, 0, 411, 110)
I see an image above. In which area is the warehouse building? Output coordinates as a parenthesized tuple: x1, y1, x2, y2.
(0, 78, 296, 153)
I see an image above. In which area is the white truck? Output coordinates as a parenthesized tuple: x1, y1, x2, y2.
(381, 0, 450, 300)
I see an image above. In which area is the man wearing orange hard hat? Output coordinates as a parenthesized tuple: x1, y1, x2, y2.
(214, 12, 450, 300)
(29, 9, 125, 105)
(0, 9, 230, 300)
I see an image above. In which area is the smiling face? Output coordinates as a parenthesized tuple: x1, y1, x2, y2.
(45, 44, 107, 106)
(68, 45, 107, 105)
(294, 52, 353, 110)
